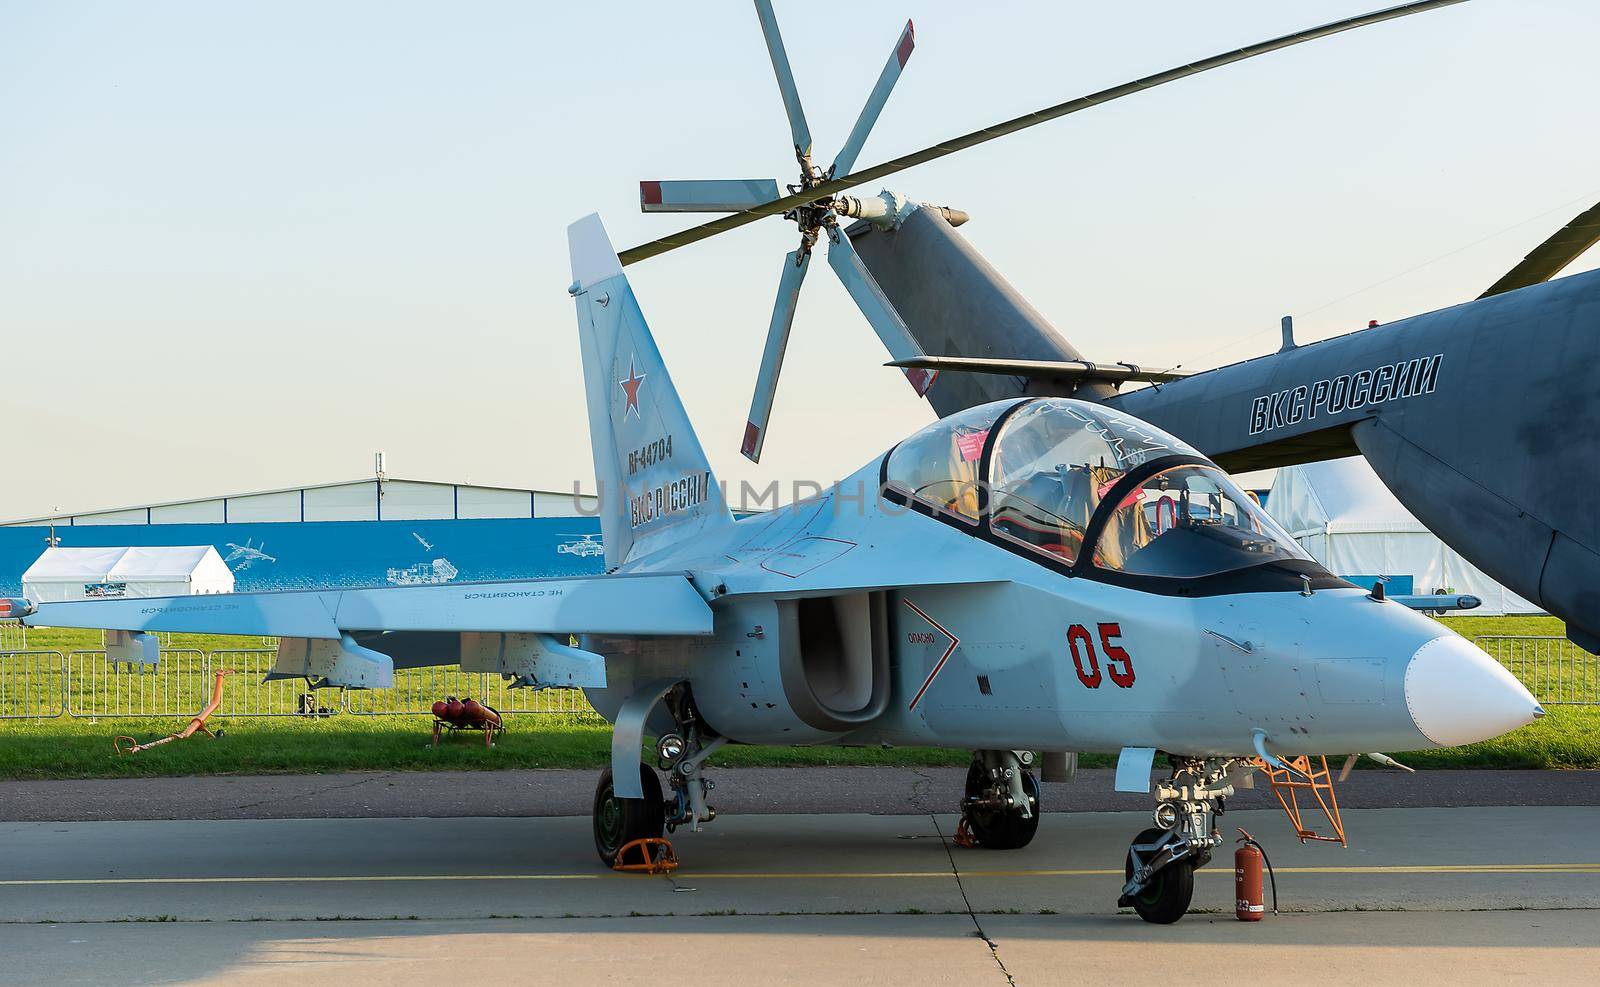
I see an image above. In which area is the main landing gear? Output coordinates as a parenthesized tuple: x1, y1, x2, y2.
(959, 750, 1041, 849)
(1120, 755, 1250, 923)
(592, 684, 723, 869)
(592, 763, 665, 866)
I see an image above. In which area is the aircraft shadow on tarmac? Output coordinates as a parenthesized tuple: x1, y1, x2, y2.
(5, 905, 1596, 986)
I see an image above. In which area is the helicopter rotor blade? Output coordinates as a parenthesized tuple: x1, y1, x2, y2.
(825, 225, 935, 397)
(741, 249, 812, 462)
(753, 0, 813, 158)
(620, 0, 1467, 267)
(640, 179, 782, 213)
(1479, 199, 1600, 298)
(830, 19, 916, 178)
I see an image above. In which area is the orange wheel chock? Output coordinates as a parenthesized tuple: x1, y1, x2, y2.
(613, 837, 679, 874)
(953, 816, 979, 849)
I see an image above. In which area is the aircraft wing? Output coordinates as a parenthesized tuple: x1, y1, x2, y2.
(19, 572, 710, 638)
(13, 573, 711, 689)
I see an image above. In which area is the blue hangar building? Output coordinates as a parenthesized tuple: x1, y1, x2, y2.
(0, 477, 604, 596)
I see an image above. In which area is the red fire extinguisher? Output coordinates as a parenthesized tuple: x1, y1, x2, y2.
(1235, 828, 1277, 921)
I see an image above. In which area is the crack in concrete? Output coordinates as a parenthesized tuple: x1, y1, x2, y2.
(906, 767, 940, 816)
(227, 773, 390, 813)
(930, 813, 1016, 986)
(910, 765, 1015, 981)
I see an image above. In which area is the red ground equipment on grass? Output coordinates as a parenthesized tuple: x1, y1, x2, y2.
(429, 695, 504, 748)
(113, 670, 232, 756)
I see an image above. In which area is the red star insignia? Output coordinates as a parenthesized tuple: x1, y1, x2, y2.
(618, 357, 647, 420)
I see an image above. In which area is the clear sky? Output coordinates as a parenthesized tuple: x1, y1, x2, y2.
(3, 0, 1597, 519)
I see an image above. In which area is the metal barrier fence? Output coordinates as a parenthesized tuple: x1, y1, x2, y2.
(0, 650, 65, 719)
(1475, 635, 1600, 706)
(209, 650, 338, 717)
(0, 620, 27, 652)
(66, 649, 209, 719)
(2, 648, 596, 720)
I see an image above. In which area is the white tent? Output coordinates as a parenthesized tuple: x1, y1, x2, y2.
(22, 546, 234, 603)
(1266, 457, 1540, 616)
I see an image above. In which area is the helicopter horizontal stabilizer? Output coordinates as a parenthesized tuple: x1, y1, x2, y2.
(888, 356, 1189, 386)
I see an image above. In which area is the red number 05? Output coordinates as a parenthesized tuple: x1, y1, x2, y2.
(1068, 622, 1136, 689)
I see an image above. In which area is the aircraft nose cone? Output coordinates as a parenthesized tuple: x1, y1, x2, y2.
(1404, 636, 1542, 747)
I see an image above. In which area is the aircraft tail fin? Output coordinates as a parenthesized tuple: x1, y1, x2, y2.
(567, 214, 731, 570)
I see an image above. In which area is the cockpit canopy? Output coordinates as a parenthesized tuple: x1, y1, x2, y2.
(883, 398, 1312, 580)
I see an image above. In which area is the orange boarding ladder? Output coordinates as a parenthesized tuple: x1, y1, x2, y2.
(1252, 753, 1347, 846)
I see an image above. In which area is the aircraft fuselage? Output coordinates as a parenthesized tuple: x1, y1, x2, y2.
(588, 456, 1532, 760)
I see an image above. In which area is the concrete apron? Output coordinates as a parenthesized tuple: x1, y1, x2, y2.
(2, 805, 1597, 923)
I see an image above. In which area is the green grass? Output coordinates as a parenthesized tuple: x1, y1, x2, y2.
(0, 715, 985, 781)
(0, 714, 612, 780)
(0, 616, 1594, 780)
(1433, 613, 1567, 639)
(1396, 705, 1600, 769)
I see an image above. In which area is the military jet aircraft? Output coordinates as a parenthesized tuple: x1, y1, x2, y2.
(0, 214, 1542, 923)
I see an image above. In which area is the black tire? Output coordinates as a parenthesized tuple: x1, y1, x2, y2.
(1123, 827, 1195, 924)
(592, 764, 666, 867)
(962, 759, 1041, 850)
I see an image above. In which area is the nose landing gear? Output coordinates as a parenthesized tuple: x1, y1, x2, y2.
(1120, 755, 1251, 923)
(1122, 827, 1195, 924)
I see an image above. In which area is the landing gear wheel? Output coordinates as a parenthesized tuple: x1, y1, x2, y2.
(961, 759, 1041, 850)
(1124, 827, 1194, 924)
(592, 764, 666, 867)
